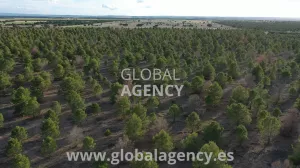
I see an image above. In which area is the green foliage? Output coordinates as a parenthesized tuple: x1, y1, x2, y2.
(0, 113, 3, 128)
(66, 91, 85, 111)
(24, 67, 34, 81)
(203, 121, 224, 143)
(205, 82, 223, 106)
(11, 126, 28, 142)
(41, 118, 60, 139)
(90, 103, 101, 114)
(294, 98, 300, 110)
(230, 85, 249, 105)
(53, 64, 65, 80)
(252, 64, 265, 83)
(0, 56, 15, 73)
(72, 108, 87, 124)
(215, 72, 228, 88)
(227, 103, 252, 125)
(146, 96, 160, 111)
(93, 161, 109, 168)
(181, 132, 203, 152)
(131, 103, 147, 120)
(191, 76, 204, 93)
(203, 61, 216, 80)
(149, 112, 157, 124)
(273, 107, 282, 117)
(289, 140, 300, 166)
(12, 154, 30, 168)
(193, 141, 232, 168)
(5, 138, 22, 157)
(11, 87, 31, 106)
(152, 130, 174, 152)
(41, 136, 57, 156)
(104, 129, 112, 136)
(14, 74, 25, 87)
(116, 96, 131, 117)
(83, 136, 96, 150)
(93, 84, 103, 96)
(125, 114, 144, 140)
(131, 153, 159, 168)
(0, 71, 12, 91)
(186, 112, 201, 132)
(45, 110, 59, 124)
(168, 104, 181, 122)
(258, 115, 281, 144)
(51, 101, 62, 115)
(110, 82, 123, 103)
(236, 125, 248, 143)
(60, 76, 85, 95)
(22, 97, 40, 117)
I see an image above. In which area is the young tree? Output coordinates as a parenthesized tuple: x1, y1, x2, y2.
(11, 126, 28, 142)
(131, 153, 159, 168)
(0, 113, 3, 128)
(45, 110, 59, 125)
(215, 72, 228, 88)
(230, 85, 249, 105)
(93, 84, 103, 97)
(193, 141, 232, 168)
(205, 82, 223, 106)
(11, 87, 31, 115)
(41, 136, 57, 156)
(191, 76, 204, 93)
(236, 124, 248, 144)
(73, 109, 87, 124)
(152, 130, 174, 152)
(116, 96, 131, 117)
(0, 71, 11, 91)
(60, 76, 85, 95)
(227, 103, 252, 126)
(22, 97, 40, 117)
(258, 116, 281, 145)
(203, 121, 224, 143)
(90, 103, 101, 114)
(186, 112, 201, 132)
(168, 104, 181, 122)
(146, 96, 160, 112)
(181, 132, 203, 152)
(131, 103, 147, 120)
(203, 61, 216, 80)
(252, 64, 265, 83)
(5, 138, 22, 157)
(41, 118, 60, 139)
(12, 154, 30, 168)
(83, 136, 96, 150)
(125, 114, 144, 140)
(53, 64, 65, 80)
(51, 101, 62, 115)
(66, 91, 85, 111)
(14, 74, 25, 87)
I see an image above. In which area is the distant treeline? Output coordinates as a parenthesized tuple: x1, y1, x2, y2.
(216, 20, 300, 31)
(1, 19, 122, 26)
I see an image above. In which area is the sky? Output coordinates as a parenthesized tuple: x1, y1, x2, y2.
(0, 0, 299, 18)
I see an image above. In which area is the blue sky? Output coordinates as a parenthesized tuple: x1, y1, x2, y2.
(0, 0, 299, 18)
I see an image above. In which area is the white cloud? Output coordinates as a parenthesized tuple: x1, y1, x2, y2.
(102, 4, 117, 10)
(137, 0, 144, 3)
